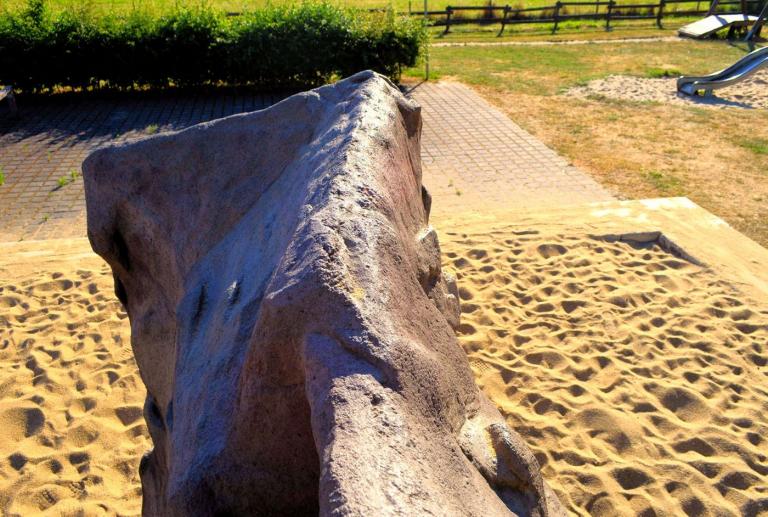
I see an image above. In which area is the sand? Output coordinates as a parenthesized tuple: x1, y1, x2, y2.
(566, 69, 768, 109)
(2, 202, 767, 515)
(438, 217, 768, 515)
(0, 241, 147, 516)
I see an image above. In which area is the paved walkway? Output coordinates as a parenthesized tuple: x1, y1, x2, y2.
(411, 81, 611, 217)
(0, 82, 611, 242)
(0, 93, 283, 241)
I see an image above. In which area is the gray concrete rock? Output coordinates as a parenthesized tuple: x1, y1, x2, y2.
(83, 71, 566, 517)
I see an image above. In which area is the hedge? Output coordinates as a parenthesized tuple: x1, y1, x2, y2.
(0, 1, 426, 92)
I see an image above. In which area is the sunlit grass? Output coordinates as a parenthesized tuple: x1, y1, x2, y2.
(737, 137, 768, 155)
(406, 39, 746, 94)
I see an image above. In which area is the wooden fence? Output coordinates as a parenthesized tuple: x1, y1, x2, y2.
(407, 0, 762, 35)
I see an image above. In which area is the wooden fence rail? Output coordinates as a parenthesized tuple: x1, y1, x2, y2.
(408, 0, 762, 35)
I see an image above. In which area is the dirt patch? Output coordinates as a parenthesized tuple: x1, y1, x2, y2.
(566, 70, 768, 109)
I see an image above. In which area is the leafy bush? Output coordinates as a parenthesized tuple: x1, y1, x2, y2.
(0, 1, 426, 92)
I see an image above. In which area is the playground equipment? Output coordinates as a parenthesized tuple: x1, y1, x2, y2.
(678, 0, 766, 44)
(677, 45, 768, 95)
(744, 0, 768, 46)
(0, 86, 17, 117)
(678, 13, 758, 38)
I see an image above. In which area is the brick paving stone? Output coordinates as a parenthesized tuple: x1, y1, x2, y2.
(408, 81, 612, 218)
(0, 93, 285, 242)
(0, 82, 612, 242)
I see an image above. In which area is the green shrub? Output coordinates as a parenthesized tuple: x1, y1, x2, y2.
(0, 1, 426, 92)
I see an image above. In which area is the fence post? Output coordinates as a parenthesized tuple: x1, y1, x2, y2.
(605, 0, 614, 30)
(552, 1, 562, 33)
(425, 0, 430, 79)
(744, 0, 768, 49)
(498, 5, 510, 36)
(656, 0, 665, 28)
(444, 6, 453, 34)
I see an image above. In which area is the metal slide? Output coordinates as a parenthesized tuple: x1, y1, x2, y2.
(677, 46, 768, 95)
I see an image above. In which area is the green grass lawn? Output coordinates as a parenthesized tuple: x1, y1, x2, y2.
(407, 38, 749, 92)
(0, 0, 506, 13)
(0, 0, 718, 14)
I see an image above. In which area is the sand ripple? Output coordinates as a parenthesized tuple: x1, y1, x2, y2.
(0, 264, 146, 516)
(2, 230, 767, 515)
(442, 226, 768, 516)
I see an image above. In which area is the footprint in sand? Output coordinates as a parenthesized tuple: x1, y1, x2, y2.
(536, 244, 567, 259)
(1, 407, 45, 440)
(611, 466, 652, 490)
(9, 452, 28, 471)
(647, 385, 710, 423)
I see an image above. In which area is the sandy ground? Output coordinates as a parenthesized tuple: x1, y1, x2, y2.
(0, 248, 146, 516)
(1, 218, 767, 515)
(439, 217, 768, 516)
(567, 69, 768, 109)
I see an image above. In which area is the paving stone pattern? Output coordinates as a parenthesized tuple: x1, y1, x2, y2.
(0, 93, 282, 241)
(411, 81, 612, 217)
(0, 82, 611, 242)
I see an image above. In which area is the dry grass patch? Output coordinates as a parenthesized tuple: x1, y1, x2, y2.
(480, 92, 768, 246)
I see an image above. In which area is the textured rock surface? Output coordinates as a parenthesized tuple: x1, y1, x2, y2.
(83, 71, 565, 517)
